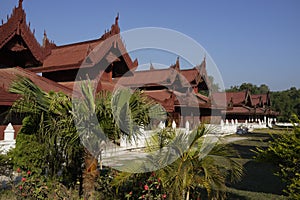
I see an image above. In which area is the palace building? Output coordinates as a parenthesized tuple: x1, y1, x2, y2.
(212, 90, 278, 123)
(0, 1, 278, 140)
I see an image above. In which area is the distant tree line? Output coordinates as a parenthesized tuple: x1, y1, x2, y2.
(226, 83, 270, 94)
(226, 83, 300, 122)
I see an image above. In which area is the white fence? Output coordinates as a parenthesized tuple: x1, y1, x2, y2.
(1, 118, 276, 154)
(119, 118, 274, 150)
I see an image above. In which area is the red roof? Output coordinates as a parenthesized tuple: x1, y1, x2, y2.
(180, 68, 198, 84)
(180, 60, 209, 90)
(226, 106, 252, 115)
(225, 91, 247, 105)
(211, 92, 228, 108)
(114, 68, 178, 87)
(0, 2, 45, 63)
(251, 94, 267, 106)
(0, 87, 19, 106)
(28, 16, 137, 74)
(59, 79, 116, 93)
(0, 1, 135, 74)
(0, 67, 73, 99)
(143, 90, 175, 112)
(29, 35, 137, 73)
(144, 90, 173, 102)
(38, 40, 100, 72)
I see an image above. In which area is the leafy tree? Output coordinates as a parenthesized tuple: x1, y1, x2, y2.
(226, 82, 270, 94)
(271, 87, 300, 121)
(258, 84, 269, 94)
(256, 114, 300, 199)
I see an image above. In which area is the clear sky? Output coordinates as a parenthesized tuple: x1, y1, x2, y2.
(1, 0, 300, 91)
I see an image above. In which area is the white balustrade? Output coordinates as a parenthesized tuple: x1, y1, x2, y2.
(0, 123, 16, 154)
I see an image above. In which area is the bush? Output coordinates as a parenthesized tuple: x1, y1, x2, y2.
(256, 114, 300, 198)
(12, 168, 82, 200)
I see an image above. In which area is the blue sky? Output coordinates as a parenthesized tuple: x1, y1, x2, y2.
(1, 0, 300, 91)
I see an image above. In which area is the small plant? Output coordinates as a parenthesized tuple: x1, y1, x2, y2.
(14, 168, 49, 199)
(12, 168, 81, 199)
(137, 172, 167, 200)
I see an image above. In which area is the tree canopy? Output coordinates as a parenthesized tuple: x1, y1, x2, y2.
(226, 83, 270, 94)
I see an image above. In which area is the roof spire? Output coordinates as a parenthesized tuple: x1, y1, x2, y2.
(175, 56, 180, 70)
(109, 13, 120, 34)
(18, 0, 23, 8)
(115, 13, 119, 26)
(149, 61, 155, 70)
(43, 30, 48, 47)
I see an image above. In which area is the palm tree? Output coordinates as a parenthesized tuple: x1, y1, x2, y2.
(154, 125, 243, 199)
(9, 76, 83, 183)
(73, 80, 163, 198)
(112, 125, 243, 200)
(9, 77, 170, 199)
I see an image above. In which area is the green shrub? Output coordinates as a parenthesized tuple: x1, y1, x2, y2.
(256, 114, 300, 198)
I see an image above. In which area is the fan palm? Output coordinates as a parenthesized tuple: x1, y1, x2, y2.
(9, 76, 83, 183)
(72, 79, 164, 198)
(8, 76, 169, 199)
(113, 125, 243, 200)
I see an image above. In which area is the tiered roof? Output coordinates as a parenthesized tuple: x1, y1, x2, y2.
(0, 0, 53, 66)
(0, 1, 223, 127)
(212, 90, 277, 116)
(30, 29, 138, 74)
(115, 57, 209, 90)
(0, 1, 137, 73)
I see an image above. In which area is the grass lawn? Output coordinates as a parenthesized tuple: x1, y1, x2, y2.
(224, 129, 289, 200)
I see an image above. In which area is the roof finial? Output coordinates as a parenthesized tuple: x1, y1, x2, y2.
(175, 56, 180, 70)
(43, 29, 47, 39)
(150, 61, 155, 70)
(43, 30, 48, 47)
(115, 12, 119, 25)
(19, 0, 23, 8)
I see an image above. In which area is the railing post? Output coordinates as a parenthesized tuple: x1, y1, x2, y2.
(172, 120, 176, 129)
(4, 123, 15, 141)
(185, 120, 189, 132)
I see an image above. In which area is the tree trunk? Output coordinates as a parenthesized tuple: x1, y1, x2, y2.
(83, 149, 99, 199)
(186, 189, 190, 200)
